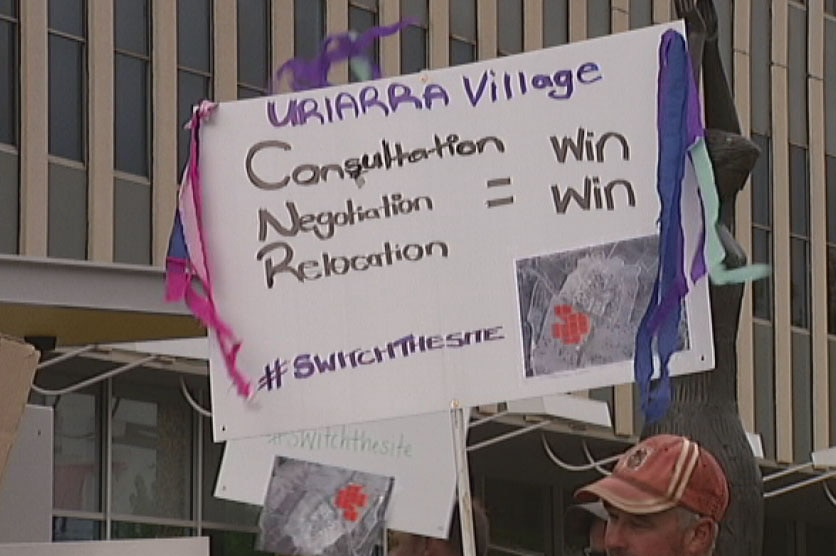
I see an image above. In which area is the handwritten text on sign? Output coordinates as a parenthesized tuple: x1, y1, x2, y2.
(201, 21, 713, 440)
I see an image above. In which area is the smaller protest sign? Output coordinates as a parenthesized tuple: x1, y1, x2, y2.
(215, 410, 457, 538)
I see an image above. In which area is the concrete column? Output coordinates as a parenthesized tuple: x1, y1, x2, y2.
(151, 0, 178, 266)
(88, 0, 115, 262)
(19, 0, 48, 256)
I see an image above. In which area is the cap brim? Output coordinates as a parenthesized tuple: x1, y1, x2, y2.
(565, 502, 607, 534)
(575, 475, 678, 516)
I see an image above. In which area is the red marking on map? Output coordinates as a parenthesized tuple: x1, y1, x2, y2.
(552, 305, 591, 345)
(336, 483, 369, 522)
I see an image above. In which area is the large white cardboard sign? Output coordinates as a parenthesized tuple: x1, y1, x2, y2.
(201, 21, 713, 440)
(215, 411, 457, 538)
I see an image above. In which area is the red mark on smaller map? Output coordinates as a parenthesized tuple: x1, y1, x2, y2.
(552, 305, 591, 345)
(336, 483, 369, 522)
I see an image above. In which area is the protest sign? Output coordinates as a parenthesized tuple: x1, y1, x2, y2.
(195, 21, 713, 440)
(215, 411, 457, 538)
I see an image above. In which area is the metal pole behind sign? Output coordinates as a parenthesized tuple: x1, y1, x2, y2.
(451, 404, 477, 556)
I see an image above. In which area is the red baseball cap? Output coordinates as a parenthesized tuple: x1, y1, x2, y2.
(575, 434, 729, 522)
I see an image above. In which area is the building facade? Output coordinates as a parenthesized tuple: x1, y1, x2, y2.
(2, 0, 836, 554)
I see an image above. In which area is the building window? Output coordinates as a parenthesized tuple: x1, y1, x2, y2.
(484, 478, 548, 555)
(789, 144, 810, 329)
(113, 0, 152, 265)
(497, 0, 523, 56)
(587, 0, 611, 38)
(791, 330, 813, 462)
(349, 0, 379, 82)
(751, 133, 773, 321)
(826, 21, 836, 337)
(629, 0, 653, 29)
(53, 518, 102, 542)
(0, 0, 17, 147)
(114, 0, 151, 178)
(753, 322, 776, 460)
(751, 0, 771, 135)
(35, 356, 262, 545)
(52, 389, 103, 514)
(543, 0, 568, 46)
(48, 0, 87, 162)
(830, 338, 836, 448)
(0, 0, 19, 255)
(177, 0, 213, 172)
(401, 0, 428, 74)
(48, 0, 88, 260)
(788, 5, 808, 146)
(450, 0, 476, 65)
(827, 0, 836, 16)
(111, 380, 192, 520)
(294, 0, 326, 63)
(237, 0, 271, 98)
(827, 155, 836, 335)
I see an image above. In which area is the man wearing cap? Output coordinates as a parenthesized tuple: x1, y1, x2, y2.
(575, 434, 729, 556)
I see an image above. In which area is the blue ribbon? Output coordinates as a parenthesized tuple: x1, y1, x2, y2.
(635, 29, 772, 425)
(167, 211, 190, 262)
(634, 30, 691, 424)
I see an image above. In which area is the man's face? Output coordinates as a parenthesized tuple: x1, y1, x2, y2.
(588, 518, 607, 553)
(603, 504, 707, 556)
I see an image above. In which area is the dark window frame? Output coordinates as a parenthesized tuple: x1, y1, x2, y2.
(114, 0, 152, 178)
(449, 0, 477, 65)
(176, 0, 214, 172)
(496, 0, 524, 57)
(47, 5, 89, 164)
(348, 0, 380, 81)
(400, 0, 429, 74)
(237, 0, 271, 98)
(826, 155, 836, 335)
(751, 133, 774, 322)
(0, 7, 20, 147)
(788, 143, 811, 330)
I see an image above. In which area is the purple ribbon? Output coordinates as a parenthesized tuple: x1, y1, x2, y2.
(634, 30, 701, 424)
(273, 19, 416, 92)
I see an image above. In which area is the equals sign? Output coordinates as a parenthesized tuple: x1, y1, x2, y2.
(486, 177, 514, 208)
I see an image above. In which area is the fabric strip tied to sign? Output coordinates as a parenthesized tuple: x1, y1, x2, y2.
(273, 19, 414, 92)
(165, 101, 253, 399)
(634, 29, 771, 424)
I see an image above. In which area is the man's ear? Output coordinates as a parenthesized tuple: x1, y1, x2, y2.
(685, 517, 718, 555)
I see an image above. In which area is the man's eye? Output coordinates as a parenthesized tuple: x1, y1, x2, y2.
(629, 517, 653, 529)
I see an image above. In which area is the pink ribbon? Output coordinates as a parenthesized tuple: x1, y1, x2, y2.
(165, 101, 253, 399)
